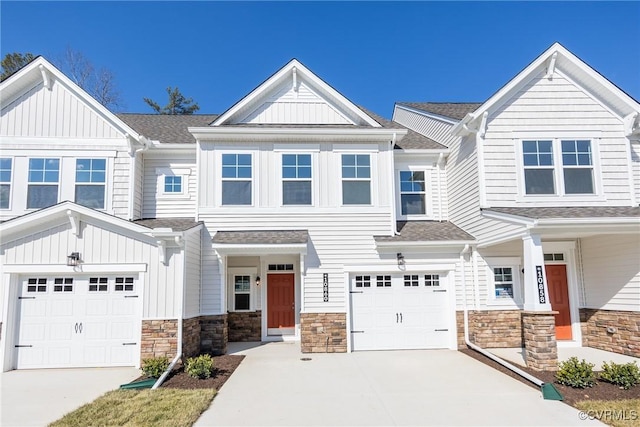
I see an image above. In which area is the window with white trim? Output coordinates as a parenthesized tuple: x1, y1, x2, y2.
(282, 154, 312, 205)
(341, 154, 370, 205)
(521, 139, 597, 196)
(493, 268, 514, 299)
(222, 154, 252, 205)
(233, 275, 251, 310)
(486, 257, 523, 305)
(27, 158, 59, 208)
(75, 158, 106, 209)
(164, 175, 182, 193)
(0, 158, 11, 209)
(400, 171, 426, 215)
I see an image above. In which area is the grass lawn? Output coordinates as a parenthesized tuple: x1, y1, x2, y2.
(576, 399, 640, 427)
(49, 388, 216, 427)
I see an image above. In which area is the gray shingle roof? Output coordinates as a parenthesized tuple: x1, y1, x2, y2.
(484, 207, 640, 219)
(134, 218, 203, 231)
(397, 103, 483, 121)
(375, 221, 475, 243)
(117, 114, 219, 144)
(212, 230, 309, 245)
(358, 107, 446, 150)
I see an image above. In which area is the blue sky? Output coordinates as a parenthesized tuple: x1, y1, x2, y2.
(2, 1, 639, 117)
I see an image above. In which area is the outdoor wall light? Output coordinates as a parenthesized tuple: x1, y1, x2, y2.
(67, 252, 81, 267)
(256, 276, 261, 286)
(397, 252, 405, 266)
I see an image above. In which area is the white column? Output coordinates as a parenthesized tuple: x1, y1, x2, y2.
(522, 234, 552, 311)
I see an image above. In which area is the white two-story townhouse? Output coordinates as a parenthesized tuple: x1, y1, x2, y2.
(393, 43, 640, 368)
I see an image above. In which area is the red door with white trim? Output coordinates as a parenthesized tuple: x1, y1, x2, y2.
(267, 274, 295, 329)
(545, 265, 572, 340)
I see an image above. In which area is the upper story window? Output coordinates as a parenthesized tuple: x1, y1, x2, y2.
(522, 139, 596, 196)
(222, 154, 252, 205)
(341, 154, 370, 205)
(0, 158, 12, 209)
(164, 175, 182, 193)
(400, 171, 425, 215)
(75, 159, 106, 209)
(27, 158, 59, 209)
(282, 154, 312, 205)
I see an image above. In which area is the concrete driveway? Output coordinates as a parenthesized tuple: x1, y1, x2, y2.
(196, 342, 601, 426)
(1, 366, 139, 426)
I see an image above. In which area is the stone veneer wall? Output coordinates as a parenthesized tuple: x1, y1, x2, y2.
(580, 309, 640, 357)
(455, 310, 523, 349)
(200, 314, 228, 355)
(140, 319, 178, 362)
(301, 313, 347, 353)
(182, 317, 201, 358)
(228, 311, 262, 342)
(522, 312, 558, 371)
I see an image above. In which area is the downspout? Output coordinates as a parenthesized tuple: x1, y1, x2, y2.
(460, 245, 561, 399)
(127, 135, 149, 221)
(390, 133, 400, 235)
(437, 153, 445, 222)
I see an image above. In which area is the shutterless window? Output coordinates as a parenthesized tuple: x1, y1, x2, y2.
(562, 140, 594, 194)
(234, 275, 251, 310)
(0, 158, 11, 209)
(76, 159, 106, 209)
(164, 175, 182, 193)
(27, 158, 59, 208)
(493, 268, 514, 299)
(222, 154, 252, 205)
(400, 171, 425, 215)
(342, 154, 370, 205)
(522, 140, 555, 194)
(282, 154, 312, 205)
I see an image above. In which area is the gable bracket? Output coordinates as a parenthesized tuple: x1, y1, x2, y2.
(292, 66, 298, 96)
(39, 65, 51, 90)
(67, 210, 81, 237)
(545, 52, 558, 80)
(624, 112, 640, 139)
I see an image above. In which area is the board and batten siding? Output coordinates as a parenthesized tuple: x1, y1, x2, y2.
(483, 70, 634, 207)
(183, 228, 202, 318)
(142, 154, 197, 218)
(580, 234, 640, 312)
(0, 220, 185, 319)
(1, 80, 121, 139)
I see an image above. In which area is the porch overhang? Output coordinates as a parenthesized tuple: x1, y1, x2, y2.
(189, 127, 407, 143)
(211, 230, 309, 256)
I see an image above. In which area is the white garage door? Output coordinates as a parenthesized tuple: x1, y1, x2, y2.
(16, 275, 140, 369)
(350, 273, 451, 351)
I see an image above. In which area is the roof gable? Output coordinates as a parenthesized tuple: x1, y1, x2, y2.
(212, 59, 380, 127)
(0, 57, 142, 142)
(453, 43, 640, 136)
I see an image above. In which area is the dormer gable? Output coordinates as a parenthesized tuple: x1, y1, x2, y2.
(211, 59, 381, 127)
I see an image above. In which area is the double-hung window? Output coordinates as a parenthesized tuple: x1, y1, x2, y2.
(486, 257, 522, 305)
(222, 154, 252, 205)
(561, 140, 594, 194)
(27, 158, 59, 209)
(523, 140, 555, 194)
(76, 159, 106, 209)
(282, 154, 312, 205)
(233, 275, 251, 310)
(400, 171, 426, 215)
(342, 154, 371, 205)
(0, 158, 11, 209)
(493, 267, 514, 299)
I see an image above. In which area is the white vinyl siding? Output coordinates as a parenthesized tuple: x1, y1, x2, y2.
(142, 156, 196, 218)
(580, 234, 640, 311)
(483, 70, 634, 207)
(184, 228, 202, 318)
(392, 106, 459, 147)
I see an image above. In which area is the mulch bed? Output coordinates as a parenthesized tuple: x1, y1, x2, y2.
(461, 348, 640, 406)
(159, 355, 245, 390)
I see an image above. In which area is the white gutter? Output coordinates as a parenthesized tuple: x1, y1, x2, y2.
(189, 127, 408, 142)
(126, 134, 150, 221)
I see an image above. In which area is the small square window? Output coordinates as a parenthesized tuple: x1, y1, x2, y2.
(164, 176, 183, 193)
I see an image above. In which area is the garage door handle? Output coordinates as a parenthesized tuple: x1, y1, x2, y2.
(400, 313, 403, 323)
(122, 342, 137, 346)
(75, 323, 79, 333)
(15, 345, 33, 348)
(435, 329, 448, 332)
(79, 323, 83, 334)
(396, 313, 399, 323)
(18, 296, 36, 300)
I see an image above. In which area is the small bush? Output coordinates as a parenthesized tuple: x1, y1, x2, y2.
(555, 357, 596, 388)
(141, 356, 170, 378)
(186, 354, 215, 379)
(599, 361, 640, 390)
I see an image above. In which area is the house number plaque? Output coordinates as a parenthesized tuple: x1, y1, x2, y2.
(536, 265, 546, 304)
(323, 273, 329, 302)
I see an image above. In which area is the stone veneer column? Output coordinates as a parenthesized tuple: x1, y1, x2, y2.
(228, 311, 262, 342)
(300, 313, 347, 353)
(140, 319, 178, 362)
(200, 314, 228, 355)
(182, 317, 201, 358)
(522, 311, 558, 371)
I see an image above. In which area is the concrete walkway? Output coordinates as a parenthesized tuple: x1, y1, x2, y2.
(1, 366, 139, 426)
(196, 342, 601, 426)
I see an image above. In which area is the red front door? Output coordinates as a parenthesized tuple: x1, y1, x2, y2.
(546, 264, 572, 340)
(267, 274, 295, 329)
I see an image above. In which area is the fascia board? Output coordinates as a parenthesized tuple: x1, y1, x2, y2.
(212, 243, 307, 255)
(535, 217, 640, 226)
(375, 240, 476, 248)
(148, 142, 196, 151)
(189, 127, 406, 142)
(394, 149, 450, 156)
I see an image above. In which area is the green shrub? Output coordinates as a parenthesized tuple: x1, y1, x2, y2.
(555, 357, 596, 388)
(141, 356, 170, 378)
(599, 361, 640, 390)
(186, 354, 216, 379)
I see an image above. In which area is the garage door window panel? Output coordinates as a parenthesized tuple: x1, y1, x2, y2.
(53, 278, 74, 292)
(89, 277, 108, 292)
(376, 275, 391, 287)
(424, 274, 440, 286)
(27, 278, 47, 293)
(115, 277, 134, 291)
(404, 275, 419, 287)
